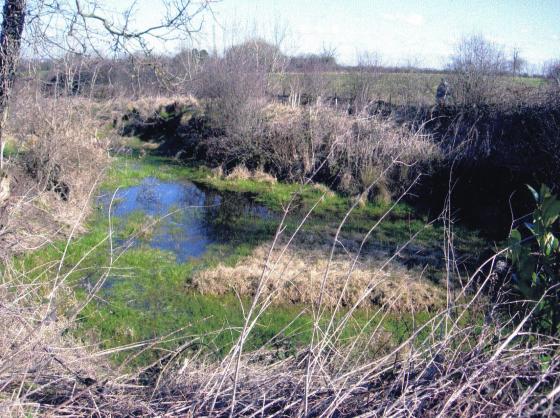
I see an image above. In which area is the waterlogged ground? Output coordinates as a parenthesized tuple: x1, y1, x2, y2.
(17, 155, 486, 366)
(98, 176, 272, 262)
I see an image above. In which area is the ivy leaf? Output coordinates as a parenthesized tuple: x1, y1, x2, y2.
(524, 222, 535, 235)
(509, 229, 522, 244)
(527, 184, 539, 203)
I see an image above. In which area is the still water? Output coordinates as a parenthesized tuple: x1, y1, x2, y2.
(98, 177, 271, 262)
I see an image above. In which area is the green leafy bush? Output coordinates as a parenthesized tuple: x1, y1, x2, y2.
(509, 184, 560, 334)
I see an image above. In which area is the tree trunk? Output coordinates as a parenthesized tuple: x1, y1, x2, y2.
(0, 0, 26, 170)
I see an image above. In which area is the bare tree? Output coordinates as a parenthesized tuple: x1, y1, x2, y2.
(448, 34, 508, 105)
(544, 59, 560, 87)
(0, 0, 25, 170)
(351, 51, 383, 112)
(0, 0, 213, 168)
(356, 51, 382, 71)
(510, 47, 526, 77)
(286, 48, 338, 105)
(403, 55, 422, 73)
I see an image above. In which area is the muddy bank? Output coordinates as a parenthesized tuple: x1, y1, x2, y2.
(409, 101, 560, 237)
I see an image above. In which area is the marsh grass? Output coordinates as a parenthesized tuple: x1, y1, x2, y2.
(16, 155, 448, 369)
(105, 155, 487, 258)
(14, 201, 274, 365)
(3, 95, 542, 415)
(2, 150, 558, 416)
(14, 211, 431, 369)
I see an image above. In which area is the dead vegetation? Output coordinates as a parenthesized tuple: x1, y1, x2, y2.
(0, 93, 108, 259)
(0, 95, 558, 416)
(120, 98, 441, 203)
(0, 36, 557, 416)
(193, 235, 444, 312)
(1, 224, 559, 416)
(224, 165, 277, 183)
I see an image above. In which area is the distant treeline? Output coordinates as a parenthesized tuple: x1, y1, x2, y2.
(16, 37, 553, 102)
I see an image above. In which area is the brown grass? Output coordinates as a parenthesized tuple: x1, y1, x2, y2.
(0, 96, 109, 259)
(226, 165, 277, 183)
(193, 236, 444, 312)
(0, 95, 558, 417)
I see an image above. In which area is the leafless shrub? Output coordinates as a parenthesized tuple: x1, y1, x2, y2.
(544, 59, 560, 87)
(195, 99, 440, 202)
(448, 34, 509, 106)
(190, 39, 288, 168)
(0, 91, 108, 258)
(13, 97, 106, 191)
(350, 51, 383, 112)
(328, 111, 440, 199)
(509, 47, 526, 77)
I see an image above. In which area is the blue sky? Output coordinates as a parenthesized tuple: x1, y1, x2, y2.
(113, 0, 560, 69)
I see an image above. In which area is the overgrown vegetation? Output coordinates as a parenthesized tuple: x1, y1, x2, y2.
(509, 184, 560, 334)
(0, 5, 559, 415)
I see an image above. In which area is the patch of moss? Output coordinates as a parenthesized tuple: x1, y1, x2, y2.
(2, 137, 19, 158)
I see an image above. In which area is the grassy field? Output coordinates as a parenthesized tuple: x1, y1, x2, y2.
(270, 71, 545, 105)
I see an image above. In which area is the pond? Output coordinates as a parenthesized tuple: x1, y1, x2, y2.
(71, 174, 312, 365)
(21, 158, 469, 366)
(97, 177, 272, 262)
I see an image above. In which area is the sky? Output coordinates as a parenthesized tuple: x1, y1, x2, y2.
(110, 0, 560, 70)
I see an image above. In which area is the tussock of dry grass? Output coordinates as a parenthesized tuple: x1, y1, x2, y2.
(225, 165, 277, 183)
(263, 102, 304, 127)
(312, 182, 336, 197)
(251, 167, 277, 183)
(193, 236, 444, 312)
(225, 165, 251, 180)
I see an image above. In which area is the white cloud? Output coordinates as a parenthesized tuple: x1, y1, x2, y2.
(382, 13, 425, 27)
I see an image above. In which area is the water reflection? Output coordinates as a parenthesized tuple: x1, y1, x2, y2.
(98, 177, 271, 262)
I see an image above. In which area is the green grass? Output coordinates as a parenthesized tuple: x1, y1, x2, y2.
(270, 72, 442, 105)
(105, 155, 412, 218)
(102, 154, 212, 189)
(15, 154, 487, 367)
(16, 206, 274, 365)
(104, 155, 486, 256)
(2, 137, 19, 158)
(509, 76, 546, 87)
(269, 71, 546, 105)
(17, 206, 430, 367)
